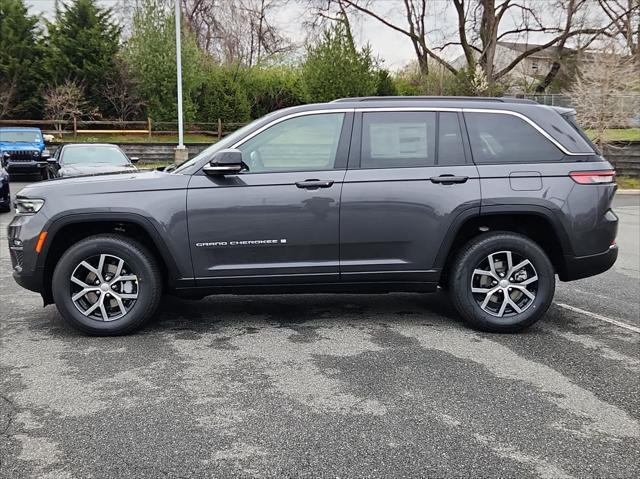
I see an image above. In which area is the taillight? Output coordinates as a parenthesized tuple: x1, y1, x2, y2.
(569, 170, 616, 184)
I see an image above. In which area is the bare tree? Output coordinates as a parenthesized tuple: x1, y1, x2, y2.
(597, 0, 640, 59)
(567, 46, 640, 149)
(0, 73, 18, 120)
(312, 0, 638, 87)
(44, 80, 97, 132)
(101, 58, 146, 121)
(181, 0, 290, 65)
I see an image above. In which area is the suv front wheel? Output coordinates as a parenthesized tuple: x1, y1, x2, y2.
(448, 232, 555, 333)
(52, 234, 162, 335)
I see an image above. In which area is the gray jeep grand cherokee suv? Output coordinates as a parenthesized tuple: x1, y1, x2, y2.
(8, 97, 618, 335)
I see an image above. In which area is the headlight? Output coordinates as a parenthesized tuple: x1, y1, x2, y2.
(15, 198, 45, 214)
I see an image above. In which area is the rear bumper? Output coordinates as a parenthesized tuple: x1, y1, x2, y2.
(560, 244, 618, 281)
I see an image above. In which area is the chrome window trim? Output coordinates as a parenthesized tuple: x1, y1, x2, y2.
(462, 108, 582, 156)
(231, 109, 353, 149)
(229, 106, 583, 156)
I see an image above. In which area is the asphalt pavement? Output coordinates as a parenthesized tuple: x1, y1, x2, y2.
(1, 178, 639, 478)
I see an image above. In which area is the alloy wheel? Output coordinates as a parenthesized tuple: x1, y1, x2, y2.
(70, 254, 139, 322)
(470, 250, 538, 317)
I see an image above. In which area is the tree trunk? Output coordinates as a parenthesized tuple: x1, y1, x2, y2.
(479, 0, 498, 81)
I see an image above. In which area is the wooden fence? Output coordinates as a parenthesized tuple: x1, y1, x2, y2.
(0, 118, 248, 140)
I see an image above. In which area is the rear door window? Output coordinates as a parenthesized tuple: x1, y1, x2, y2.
(465, 112, 564, 164)
(361, 112, 436, 168)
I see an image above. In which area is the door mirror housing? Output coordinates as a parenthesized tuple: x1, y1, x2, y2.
(41, 149, 51, 160)
(1, 152, 9, 167)
(130, 156, 140, 164)
(203, 149, 245, 176)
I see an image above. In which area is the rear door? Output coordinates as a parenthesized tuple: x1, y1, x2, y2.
(339, 110, 481, 284)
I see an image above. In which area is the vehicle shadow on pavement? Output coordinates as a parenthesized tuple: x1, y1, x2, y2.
(148, 291, 465, 334)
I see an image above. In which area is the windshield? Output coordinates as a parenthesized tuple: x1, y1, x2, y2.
(0, 130, 42, 143)
(172, 112, 280, 174)
(62, 146, 129, 165)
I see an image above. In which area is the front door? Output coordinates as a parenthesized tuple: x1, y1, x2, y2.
(187, 111, 352, 287)
(340, 110, 481, 284)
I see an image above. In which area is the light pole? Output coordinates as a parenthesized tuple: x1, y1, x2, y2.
(174, 0, 187, 164)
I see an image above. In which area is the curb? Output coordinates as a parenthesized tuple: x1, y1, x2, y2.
(616, 189, 640, 195)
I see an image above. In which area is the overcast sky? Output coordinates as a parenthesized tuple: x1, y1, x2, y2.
(24, 0, 571, 70)
(23, 0, 458, 69)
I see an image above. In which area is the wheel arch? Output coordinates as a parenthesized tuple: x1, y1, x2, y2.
(436, 205, 573, 283)
(38, 212, 182, 305)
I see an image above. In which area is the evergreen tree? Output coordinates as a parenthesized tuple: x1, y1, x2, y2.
(301, 24, 379, 103)
(125, 2, 204, 123)
(0, 0, 44, 118)
(43, 0, 121, 116)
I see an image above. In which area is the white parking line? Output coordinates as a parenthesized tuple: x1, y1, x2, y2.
(555, 303, 640, 334)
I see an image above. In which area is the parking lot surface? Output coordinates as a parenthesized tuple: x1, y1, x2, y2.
(1, 179, 639, 478)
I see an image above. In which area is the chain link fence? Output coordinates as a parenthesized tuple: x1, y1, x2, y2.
(517, 94, 640, 127)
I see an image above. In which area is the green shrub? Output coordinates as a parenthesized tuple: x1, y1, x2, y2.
(240, 66, 305, 118)
(196, 66, 251, 122)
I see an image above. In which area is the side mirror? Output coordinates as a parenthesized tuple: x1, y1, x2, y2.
(203, 149, 245, 176)
(41, 149, 51, 160)
(130, 157, 140, 164)
(47, 157, 58, 164)
(1, 153, 8, 167)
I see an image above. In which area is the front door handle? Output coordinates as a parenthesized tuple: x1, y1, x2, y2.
(430, 175, 468, 185)
(295, 179, 334, 189)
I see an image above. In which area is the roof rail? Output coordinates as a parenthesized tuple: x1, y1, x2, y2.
(331, 96, 538, 105)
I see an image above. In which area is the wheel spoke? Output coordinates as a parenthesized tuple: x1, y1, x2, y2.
(512, 285, 536, 300)
(99, 300, 109, 322)
(505, 251, 514, 272)
(72, 288, 98, 302)
(97, 254, 106, 280)
(481, 287, 499, 310)
(473, 268, 498, 281)
(71, 276, 92, 289)
(496, 295, 508, 316)
(487, 253, 499, 277)
(82, 296, 102, 317)
(510, 259, 532, 276)
(519, 275, 538, 286)
(113, 258, 124, 279)
(507, 296, 523, 313)
(118, 293, 139, 300)
(80, 260, 102, 282)
(112, 295, 127, 317)
(111, 274, 137, 284)
(471, 286, 493, 294)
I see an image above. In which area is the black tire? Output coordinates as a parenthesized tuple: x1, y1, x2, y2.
(52, 234, 162, 335)
(448, 232, 555, 333)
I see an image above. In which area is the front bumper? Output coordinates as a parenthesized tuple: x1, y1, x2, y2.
(560, 244, 618, 281)
(6, 161, 47, 173)
(8, 213, 46, 294)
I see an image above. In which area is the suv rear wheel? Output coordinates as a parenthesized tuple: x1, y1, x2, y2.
(448, 232, 555, 333)
(52, 234, 162, 335)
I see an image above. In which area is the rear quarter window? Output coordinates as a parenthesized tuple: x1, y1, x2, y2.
(465, 112, 564, 164)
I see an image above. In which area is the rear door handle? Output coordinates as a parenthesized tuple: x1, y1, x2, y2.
(295, 179, 334, 189)
(430, 175, 468, 185)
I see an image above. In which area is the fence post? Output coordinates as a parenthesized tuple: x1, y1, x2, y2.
(217, 118, 222, 140)
(73, 117, 77, 139)
(148, 117, 152, 139)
